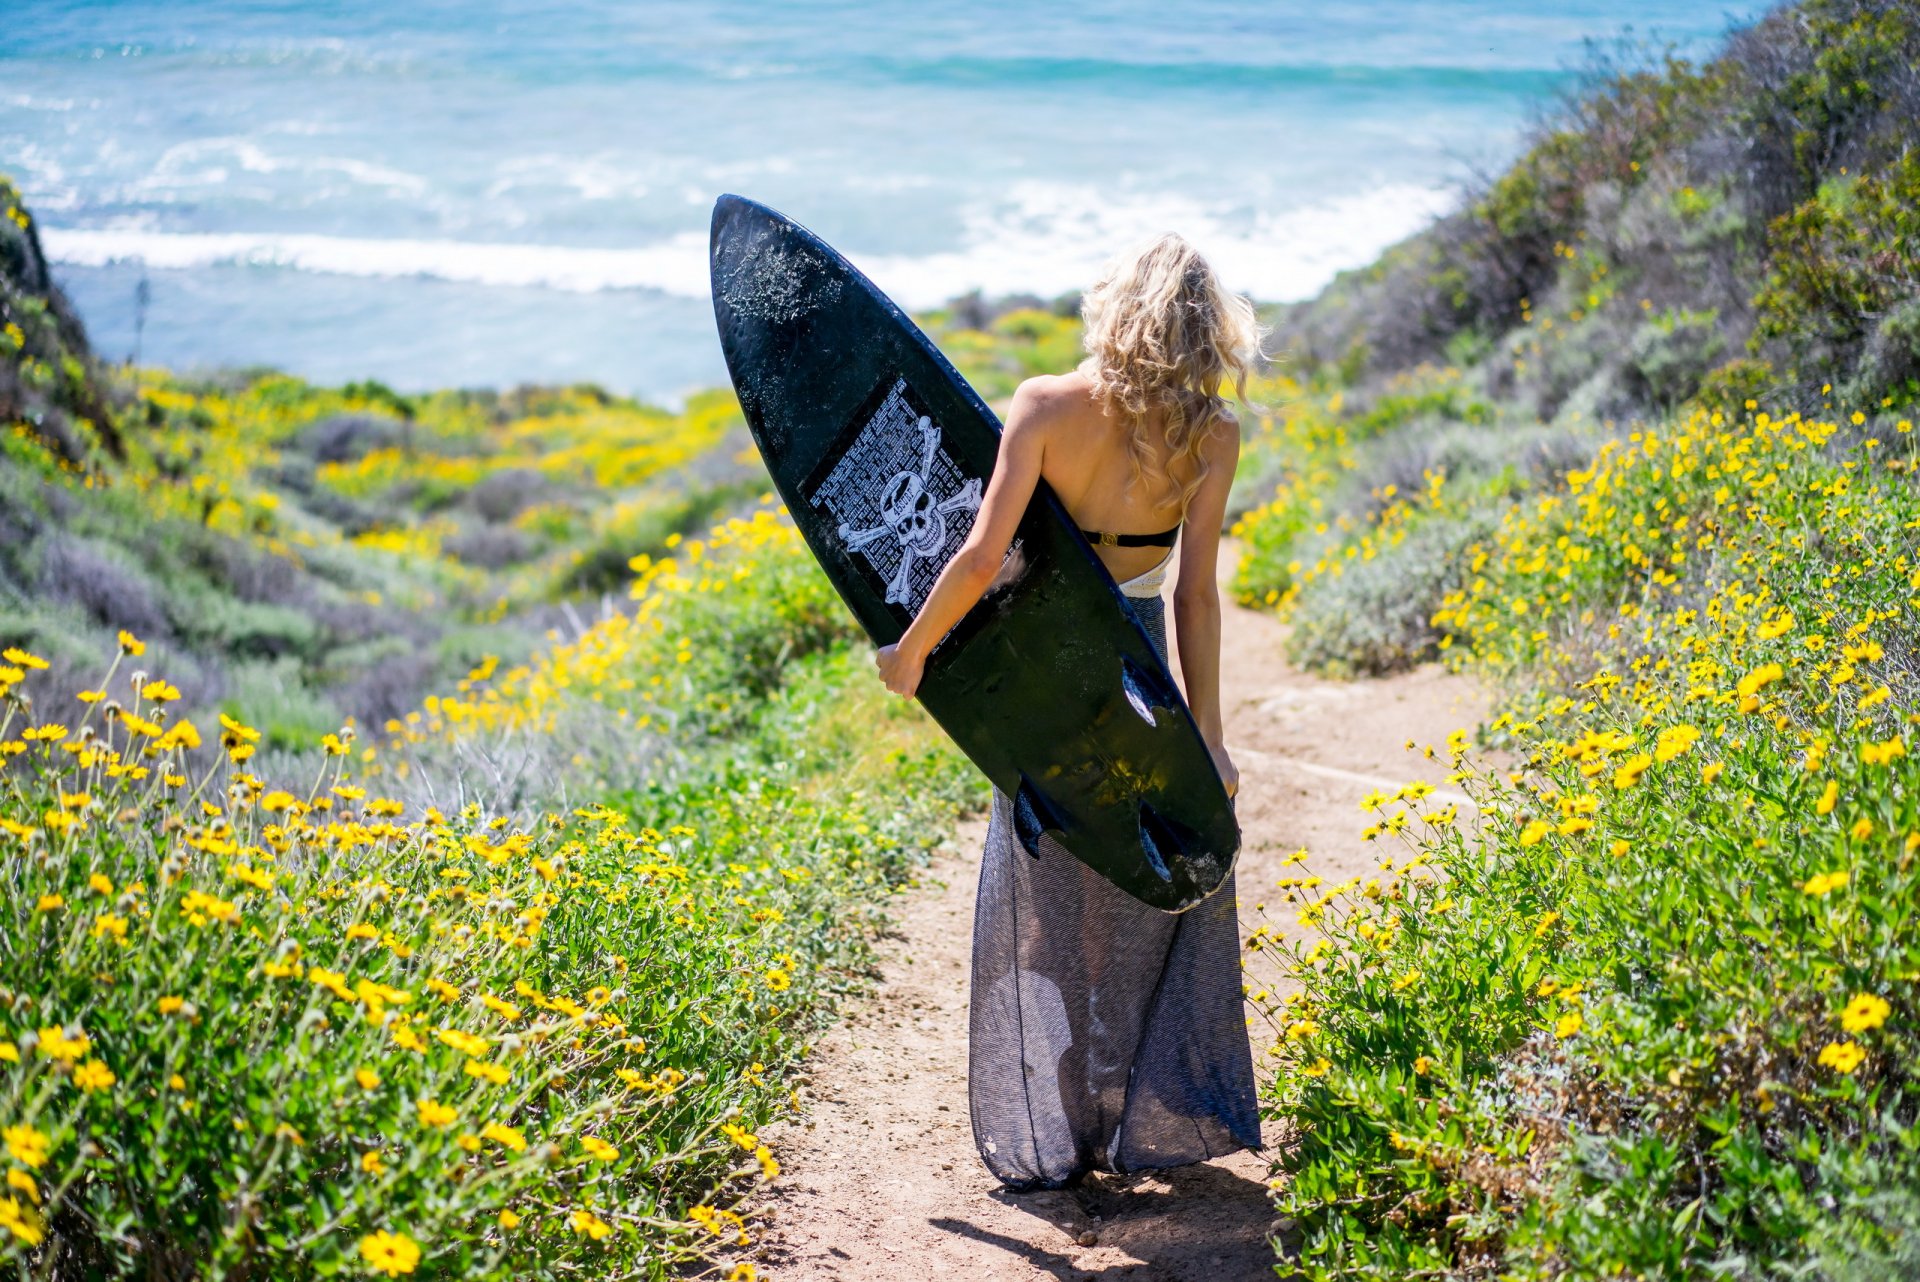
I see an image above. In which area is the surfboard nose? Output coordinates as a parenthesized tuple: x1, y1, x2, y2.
(711, 192, 779, 244)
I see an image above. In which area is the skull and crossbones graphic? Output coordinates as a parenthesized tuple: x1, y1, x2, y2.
(837, 414, 982, 605)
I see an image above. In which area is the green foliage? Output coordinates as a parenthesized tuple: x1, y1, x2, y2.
(0, 173, 119, 466)
(1753, 152, 1920, 387)
(1254, 402, 1920, 1279)
(1281, 511, 1493, 678)
(1628, 307, 1725, 408)
(0, 509, 972, 1277)
(925, 306, 1084, 402)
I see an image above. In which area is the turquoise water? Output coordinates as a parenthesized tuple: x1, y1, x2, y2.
(2, 2, 1763, 401)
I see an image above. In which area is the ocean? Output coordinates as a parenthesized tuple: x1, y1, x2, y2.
(3, 1, 1764, 403)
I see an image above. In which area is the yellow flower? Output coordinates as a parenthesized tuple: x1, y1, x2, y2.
(355, 1068, 381, 1091)
(415, 1098, 457, 1128)
(1412, 1056, 1434, 1076)
(1817, 1040, 1866, 1074)
(1518, 819, 1551, 847)
(579, 1136, 620, 1162)
(729, 1265, 759, 1282)
(4, 1124, 49, 1170)
(756, 1144, 779, 1179)
(1736, 662, 1784, 710)
(116, 631, 145, 657)
(35, 894, 62, 913)
(1839, 994, 1890, 1034)
(435, 1028, 489, 1058)
(1851, 817, 1874, 841)
(763, 968, 791, 992)
(1801, 870, 1849, 896)
(3, 647, 49, 670)
(359, 1229, 422, 1276)
(688, 1204, 749, 1245)
(158, 996, 185, 1016)
(568, 1209, 613, 1240)
(0, 1194, 46, 1246)
(1612, 752, 1653, 789)
(1654, 724, 1699, 762)
(73, 1059, 116, 1092)
(37, 1025, 90, 1062)
(464, 1059, 510, 1086)
(1862, 735, 1906, 766)
(1555, 1010, 1584, 1038)
(497, 1208, 522, 1230)
(360, 1149, 387, 1176)
(721, 1122, 758, 1151)
(1816, 780, 1839, 815)
(480, 1121, 526, 1152)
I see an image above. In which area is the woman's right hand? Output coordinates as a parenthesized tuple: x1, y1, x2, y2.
(1207, 739, 1239, 799)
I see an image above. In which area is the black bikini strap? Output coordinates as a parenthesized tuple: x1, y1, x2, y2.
(1079, 524, 1180, 549)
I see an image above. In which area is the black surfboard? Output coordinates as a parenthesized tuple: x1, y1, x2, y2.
(709, 195, 1237, 912)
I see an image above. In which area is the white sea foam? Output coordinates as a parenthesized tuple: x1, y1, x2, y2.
(857, 180, 1458, 307)
(40, 225, 716, 296)
(41, 181, 1456, 305)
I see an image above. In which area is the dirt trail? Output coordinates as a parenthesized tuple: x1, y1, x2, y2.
(753, 547, 1491, 1280)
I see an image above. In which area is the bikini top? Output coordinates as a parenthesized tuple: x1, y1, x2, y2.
(1077, 522, 1181, 548)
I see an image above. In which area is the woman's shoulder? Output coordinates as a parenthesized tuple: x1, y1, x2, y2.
(1012, 369, 1096, 410)
(1203, 402, 1242, 449)
(1007, 371, 1098, 433)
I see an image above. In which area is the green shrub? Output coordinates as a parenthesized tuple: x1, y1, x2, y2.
(1753, 153, 1920, 375)
(1627, 307, 1725, 408)
(0, 505, 971, 1277)
(1282, 510, 1494, 677)
(1254, 402, 1920, 1279)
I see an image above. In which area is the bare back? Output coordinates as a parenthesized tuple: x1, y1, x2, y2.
(1020, 370, 1238, 583)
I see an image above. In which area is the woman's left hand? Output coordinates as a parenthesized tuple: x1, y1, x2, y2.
(875, 643, 925, 698)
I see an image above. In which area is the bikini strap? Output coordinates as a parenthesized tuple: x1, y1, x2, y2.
(1079, 522, 1180, 549)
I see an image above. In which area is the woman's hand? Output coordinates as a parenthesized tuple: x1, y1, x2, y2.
(875, 642, 926, 698)
(1207, 738, 1239, 799)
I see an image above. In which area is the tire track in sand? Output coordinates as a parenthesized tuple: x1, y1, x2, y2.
(751, 546, 1491, 1280)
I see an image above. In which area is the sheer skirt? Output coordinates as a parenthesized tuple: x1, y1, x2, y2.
(967, 593, 1260, 1189)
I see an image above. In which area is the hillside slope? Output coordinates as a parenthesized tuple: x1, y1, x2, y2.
(1278, 0, 1919, 423)
(1229, 3, 1920, 1277)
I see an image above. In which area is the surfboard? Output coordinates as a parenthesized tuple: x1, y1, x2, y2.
(709, 194, 1238, 912)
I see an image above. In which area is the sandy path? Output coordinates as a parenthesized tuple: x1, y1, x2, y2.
(750, 549, 1490, 1280)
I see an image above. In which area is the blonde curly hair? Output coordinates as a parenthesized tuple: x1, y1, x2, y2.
(1078, 234, 1264, 520)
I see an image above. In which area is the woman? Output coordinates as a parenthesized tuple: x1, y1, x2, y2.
(874, 234, 1263, 1190)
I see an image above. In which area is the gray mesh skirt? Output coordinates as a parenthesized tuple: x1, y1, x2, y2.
(968, 593, 1260, 1190)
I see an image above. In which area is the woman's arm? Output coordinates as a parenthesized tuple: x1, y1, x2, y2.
(1171, 415, 1241, 796)
(875, 378, 1055, 698)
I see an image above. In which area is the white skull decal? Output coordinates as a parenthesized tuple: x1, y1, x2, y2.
(838, 414, 983, 605)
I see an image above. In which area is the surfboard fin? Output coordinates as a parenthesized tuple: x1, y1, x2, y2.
(1013, 775, 1070, 859)
(1119, 655, 1179, 727)
(1137, 802, 1200, 884)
